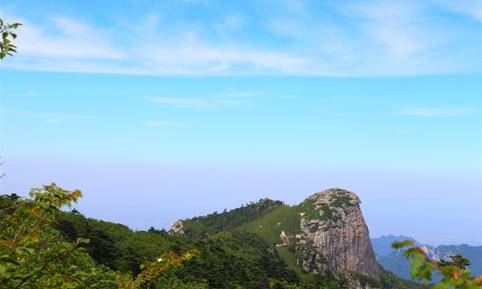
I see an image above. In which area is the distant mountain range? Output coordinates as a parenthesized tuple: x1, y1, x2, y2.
(371, 235, 482, 281)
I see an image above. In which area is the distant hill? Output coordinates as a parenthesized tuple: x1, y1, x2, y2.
(372, 235, 482, 282)
(371, 235, 417, 257)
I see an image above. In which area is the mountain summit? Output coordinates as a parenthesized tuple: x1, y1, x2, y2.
(172, 188, 395, 288)
(298, 188, 380, 278)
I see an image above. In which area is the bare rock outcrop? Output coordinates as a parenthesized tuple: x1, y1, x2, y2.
(297, 188, 380, 279)
(169, 219, 185, 236)
(278, 230, 290, 246)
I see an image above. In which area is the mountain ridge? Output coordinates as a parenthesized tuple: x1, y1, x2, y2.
(16, 187, 429, 288)
(170, 188, 423, 289)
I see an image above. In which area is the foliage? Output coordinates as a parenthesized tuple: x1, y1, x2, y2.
(379, 269, 429, 289)
(393, 240, 482, 289)
(242, 205, 301, 244)
(182, 198, 284, 238)
(3, 183, 472, 289)
(178, 230, 299, 288)
(115, 250, 197, 289)
(0, 184, 95, 288)
(56, 210, 197, 274)
(438, 255, 472, 271)
(56, 209, 302, 289)
(0, 18, 21, 59)
(299, 194, 354, 224)
(0, 185, 203, 289)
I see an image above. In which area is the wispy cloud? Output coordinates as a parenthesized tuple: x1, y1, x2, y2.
(148, 96, 250, 109)
(143, 120, 191, 127)
(434, 0, 482, 22)
(352, 2, 429, 60)
(13, 16, 124, 59)
(398, 107, 473, 117)
(2, 0, 482, 76)
(384, 128, 413, 134)
(1, 109, 96, 124)
(147, 89, 260, 109)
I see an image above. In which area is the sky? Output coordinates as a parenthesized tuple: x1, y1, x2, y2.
(0, 0, 481, 245)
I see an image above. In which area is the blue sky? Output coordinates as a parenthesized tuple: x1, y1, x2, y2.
(1, 0, 481, 245)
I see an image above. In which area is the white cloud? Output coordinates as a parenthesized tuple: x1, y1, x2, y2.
(282, 0, 306, 14)
(2, 1, 482, 76)
(147, 96, 250, 109)
(398, 107, 473, 117)
(221, 90, 262, 98)
(434, 0, 482, 22)
(384, 128, 413, 134)
(147, 89, 262, 109)
(12, 16, 124, 59)
(1, 109, 96, 124)
(135, 35, 310, 75)
(348, 1, 432, 60)
(143, 120, 191, 127)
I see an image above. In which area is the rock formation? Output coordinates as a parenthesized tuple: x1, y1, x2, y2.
(278, 230, 290, 246)
(170, 219, 185, 236)
(297, 188, 380, 278)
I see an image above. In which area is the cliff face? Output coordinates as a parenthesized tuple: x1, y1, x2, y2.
(297, 188, 380, 278)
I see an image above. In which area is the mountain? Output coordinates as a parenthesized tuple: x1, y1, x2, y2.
(371, 235, 417, 258)
(56, 209, 300, 288)
(372, 235, 482, 281)
(171, 188, 425, 289)
(28, 187, 430, 288)
(176, 198, 284, 237)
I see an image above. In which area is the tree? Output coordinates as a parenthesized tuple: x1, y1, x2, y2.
(0, 184, 200, 288)
(0, 18, 22, 59)
(438, 255, 471, 271)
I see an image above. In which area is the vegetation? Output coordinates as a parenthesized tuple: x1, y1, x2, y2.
(242, 205, 301, 244)
(242, 192, 358, 245)
(56, 208, 300, 288)
(438, 255, 472, 271)
(298, 199, 320, 221)
(1, 184, 476, 289)
(181, 198, 283, 238)
(0, 185, 204, 289)
(393, 240, 482, 289)
(0, 18, 21, 59)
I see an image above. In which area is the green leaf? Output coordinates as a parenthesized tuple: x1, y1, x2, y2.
(392, 240, 415, 249)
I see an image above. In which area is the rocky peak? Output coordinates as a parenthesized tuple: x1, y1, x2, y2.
(306, 188, 361, 207)
(169, 219, 185, 236)
(297, 188, 380, 279)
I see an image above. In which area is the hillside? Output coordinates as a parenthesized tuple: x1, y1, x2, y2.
(56, 210, 299, 288)
(178, 198, 284, 238)
(170, 188, 427, 289)
(1, 188, 429, 289)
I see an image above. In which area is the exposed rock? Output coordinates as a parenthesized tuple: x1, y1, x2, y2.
(169, 219, 185, 236)
(278, 230, 290, 246)
(297, 188, 380, 279)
